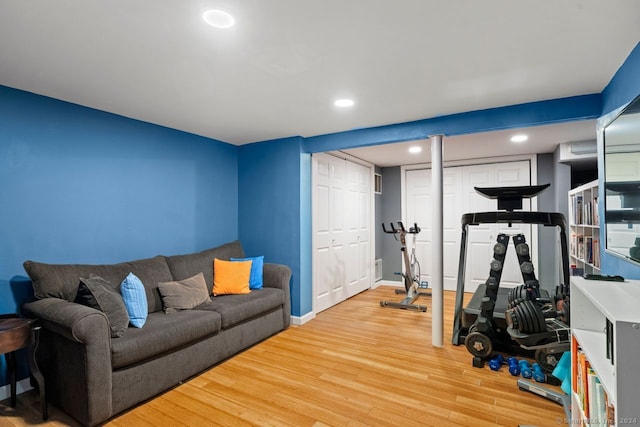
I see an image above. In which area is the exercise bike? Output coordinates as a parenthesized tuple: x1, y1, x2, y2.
(380, 221, 430, 312)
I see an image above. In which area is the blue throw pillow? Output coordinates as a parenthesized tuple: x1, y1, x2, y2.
(230, 256, 264, 290)
(120, 272, 148, 328)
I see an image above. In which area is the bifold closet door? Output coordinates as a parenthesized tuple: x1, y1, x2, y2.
(313, 153, 372, 313)
(344, 160, 371, 299)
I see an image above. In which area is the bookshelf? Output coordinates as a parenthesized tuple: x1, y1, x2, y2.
(570, 276, 640, 426)
(568, 180, 601, 275)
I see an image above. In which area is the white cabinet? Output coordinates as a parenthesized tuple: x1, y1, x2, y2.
(570, 276, 640, 426)
(568, 180, 601, 275)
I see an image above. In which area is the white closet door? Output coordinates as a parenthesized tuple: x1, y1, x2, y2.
(313, 153, 372, 313)
(345, 160, 371, 297)
(405, 160, 531, 293)
(313, 153, 347, 313)
(442, 167, 464, 290)
(464, 161, 532, 292)
(405, 167, 463, 289)
(405, 169, 432, 284)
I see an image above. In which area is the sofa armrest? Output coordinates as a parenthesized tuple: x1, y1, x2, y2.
(23, 298, 112, 344)
(23, 298, 113, 426)
(263, 263, 291, 328)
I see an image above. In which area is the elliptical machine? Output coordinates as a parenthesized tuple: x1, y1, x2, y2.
(380, 221, 430, 312)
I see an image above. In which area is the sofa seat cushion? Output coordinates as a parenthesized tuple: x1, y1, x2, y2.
(195, 288, 284, 330)
(111, 309, 222, 369)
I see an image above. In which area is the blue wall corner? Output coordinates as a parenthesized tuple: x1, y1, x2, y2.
(237, 137, 309, 316)
(299, 153, 312, 315)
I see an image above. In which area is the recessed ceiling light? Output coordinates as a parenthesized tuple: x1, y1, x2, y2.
(203, 10, 235, 28)
(334, 99, 354, 108)
(510, 134, 528, 143)
(409, 146, 422, 154)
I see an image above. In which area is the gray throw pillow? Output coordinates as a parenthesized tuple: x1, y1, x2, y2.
(74, 274, 129, 338)
(157, 272, 210, 313)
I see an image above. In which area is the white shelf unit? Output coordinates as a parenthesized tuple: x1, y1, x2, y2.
(570, 276, 640, 426)
(568, 180, 601, 275)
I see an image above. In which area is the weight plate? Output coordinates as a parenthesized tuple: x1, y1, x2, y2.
(515, 243, 530, 256)
(464, 331, 493, 358)
(505, 308, 517, 329)
(535, 349, 561, 374)
(520, 261, 534, 274)
(519, 300, 536, 333)
(508, 285, 527, 303)
(532, 301, 547, 333)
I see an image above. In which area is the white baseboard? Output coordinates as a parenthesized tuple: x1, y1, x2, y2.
(0, 378, 32, 401)
(375, 280, 403, 288)
(290, 311, 315, 326)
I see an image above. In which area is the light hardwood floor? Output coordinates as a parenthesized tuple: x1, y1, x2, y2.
(0, 287, 566, 426)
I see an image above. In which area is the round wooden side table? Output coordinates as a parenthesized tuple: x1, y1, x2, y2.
(0, 314, 47, 420)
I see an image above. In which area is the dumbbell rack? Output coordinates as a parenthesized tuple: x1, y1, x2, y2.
(451, 184, 571, 353)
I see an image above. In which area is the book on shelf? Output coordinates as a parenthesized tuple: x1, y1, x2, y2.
(593, 239, 600, 268)
(572, 341, 613, 426)
(572, 194, 583, 224)
(584, 200, 592, 225)
(577, 235, 585, 260)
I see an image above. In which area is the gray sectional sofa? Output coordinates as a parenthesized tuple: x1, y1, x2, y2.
(22, 240, 291, 427)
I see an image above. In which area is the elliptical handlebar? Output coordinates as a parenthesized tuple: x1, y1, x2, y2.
(381, 221, 420, 234)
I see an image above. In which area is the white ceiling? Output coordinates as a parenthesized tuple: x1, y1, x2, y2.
(1, 1, 639, 161)
(340, 120, 597, 167)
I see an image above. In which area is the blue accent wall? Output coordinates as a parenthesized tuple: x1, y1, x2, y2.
(599, 42, 640, 278)
(0, 86, 239, 385)
(237, 137, 311, 316)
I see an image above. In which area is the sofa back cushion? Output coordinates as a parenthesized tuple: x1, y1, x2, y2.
(164, 240, 245, 294)
(24, 256, 173, 313)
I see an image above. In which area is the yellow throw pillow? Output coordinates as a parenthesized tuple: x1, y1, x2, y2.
(213, 258, 252, 296)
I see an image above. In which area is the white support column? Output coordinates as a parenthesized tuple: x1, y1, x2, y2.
(430, 134, 444, 347)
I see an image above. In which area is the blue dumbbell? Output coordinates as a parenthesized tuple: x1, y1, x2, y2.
(507, 357, 520, 376)
(532, 363, 546, 383)
(489, 354, 504, 371)
(519, 360, 532, 379)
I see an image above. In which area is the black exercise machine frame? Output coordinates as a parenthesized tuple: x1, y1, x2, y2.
(451, 186, 571, 346)
(380, 221, 430, 312)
